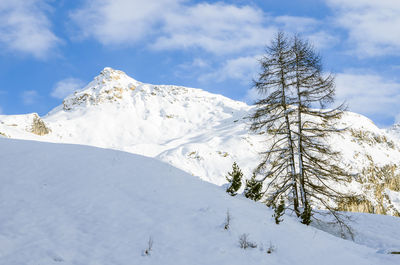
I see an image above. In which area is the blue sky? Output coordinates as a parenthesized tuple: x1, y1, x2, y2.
(0, 0, 399, 127)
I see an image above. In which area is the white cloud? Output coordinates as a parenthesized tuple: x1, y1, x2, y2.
(275, 16, 319, 32)
(51, 78, 85, 99)
(327, 0, 400, 57)
(190, 58, 208, 68)
(70, 0, 182, 45)
(200, 55, 260, 84)
(395, 114, 400, 124)
(71, 0, 275, 55)
(243, 87, 260, 104)
(274, 15, 338, 49)
(21, 90, 39, 105)
(177, 58, 209, 71)
(335, 73, 400, 120)
(306, 31, 339, 50)
(152, 3, 275, 54)
(0, 0, 60, 58)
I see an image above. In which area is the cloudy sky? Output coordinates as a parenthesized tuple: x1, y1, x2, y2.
(0, 0, 399, 127)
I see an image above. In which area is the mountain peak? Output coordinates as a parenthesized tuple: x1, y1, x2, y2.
(62, 67, 141, 110)
(98, 67, 137, 83)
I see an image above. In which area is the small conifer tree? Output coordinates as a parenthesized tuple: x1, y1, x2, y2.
(226, 162, 243, 196)
(244, 173, 263, 201)
(273, 197, 285, 224)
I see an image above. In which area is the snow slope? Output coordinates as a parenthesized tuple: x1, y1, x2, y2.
(0, 138, 399, 265)
(0, 67, 400, 215)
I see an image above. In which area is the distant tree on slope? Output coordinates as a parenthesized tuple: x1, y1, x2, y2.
(226, 162, 243, 196)
(250, 31, 354, 235)
(244, 173, 263, 201)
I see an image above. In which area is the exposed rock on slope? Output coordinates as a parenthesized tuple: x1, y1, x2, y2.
(31, 114, 51, 136)
(62, 67, 140, 110)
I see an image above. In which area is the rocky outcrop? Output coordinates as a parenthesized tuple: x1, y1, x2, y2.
(62, 68, 140, 110)
(30, 114, 51, 136)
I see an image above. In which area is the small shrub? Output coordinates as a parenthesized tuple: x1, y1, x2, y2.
(217, 151, 229, 157)
(223, 210, 231, 230)
(143, 237, 153, 256)
(273, 197, 285, 224)
(239, 233, 257, 249)
(266, 242, 276, 254)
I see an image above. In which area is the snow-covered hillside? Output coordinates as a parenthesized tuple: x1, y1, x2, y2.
(1, 67, 400, 216)
(0, 138, 399, 265)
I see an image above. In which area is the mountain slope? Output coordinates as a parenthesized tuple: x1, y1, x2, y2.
(0, 67, 400, 215)
(0, 138, 399, 265)
(0, 67, 259, 183)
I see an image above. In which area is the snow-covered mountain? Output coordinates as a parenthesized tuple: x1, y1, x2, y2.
(0, 138, 399, 264)
(1, 67, 400, 216)
(0, 67, 259, 183)
(387, 123, 400, 139)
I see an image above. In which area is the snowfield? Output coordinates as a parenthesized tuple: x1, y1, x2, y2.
(0, 138, 399, 265)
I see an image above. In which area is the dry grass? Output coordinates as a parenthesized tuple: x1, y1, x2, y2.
(350, 129, 395, 149)
(31, 115, 51, 136)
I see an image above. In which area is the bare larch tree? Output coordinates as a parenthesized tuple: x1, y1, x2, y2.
(251, 32, 354, 235)
(250, 32, 300, 216)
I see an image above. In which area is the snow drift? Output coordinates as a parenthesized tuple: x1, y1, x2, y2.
(0, 138, 399, 265)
